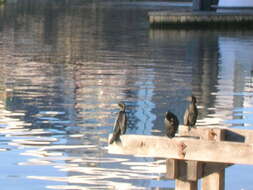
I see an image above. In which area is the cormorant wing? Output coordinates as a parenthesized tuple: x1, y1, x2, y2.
(183, 108, 190, 125)
(118, 111, 127, 134)
(112, 112, 121, 134)
(110, 112, 122, 144)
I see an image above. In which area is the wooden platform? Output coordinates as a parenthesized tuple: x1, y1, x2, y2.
(149, 11, 253, 28)
(108, 126, 253, 190)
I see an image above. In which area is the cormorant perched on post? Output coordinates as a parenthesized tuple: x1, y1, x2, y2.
(109, 102, 127, 144)
(164, 111, 179, 138)
(183, 95, 198, 128)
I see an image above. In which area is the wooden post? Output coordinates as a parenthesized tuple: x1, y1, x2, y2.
(175, 160, 200, 190)
(202, 169, 225, 190)
(166, 159, 202, 179)
(166, 159, 200, 189)
(201, 129, 225, 190)
(166, 159, 179, 179)
(176, 179, 198, 190)
(186, 161, 202, 181)
(176, 160, 202, 181)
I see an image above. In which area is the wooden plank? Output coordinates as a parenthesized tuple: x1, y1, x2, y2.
(202, 169, 225, 190)
(175, 179, 198, 190)
(148, 11, 253, 17)
(108, 134, 253, 165)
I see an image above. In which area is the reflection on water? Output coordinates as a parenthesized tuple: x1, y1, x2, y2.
(219, 0, 253, 7)
(1, 0, 253, 189)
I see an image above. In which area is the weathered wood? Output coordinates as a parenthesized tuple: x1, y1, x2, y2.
(202, 169, 225, 190)
(166, 160, 231, 180)
(202, 163, 231, 177)
(178, 126, 224, 141)
(176, 179, 198, 190)
(108, 134, 253, 165)
(166, 159, 179, 179)
(225, 129, 245, 142)
(200, 126, 225, 190)
(179, 126, 253, 143)
(166, 159, 203, 181)
(178, 160, 202, 181)
(187, 161, 202, 181)
(225, 128, 253, 143)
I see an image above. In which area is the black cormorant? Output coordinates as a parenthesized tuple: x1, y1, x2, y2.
(183, 95, 198, 127)
(164, 111, 179, 138)
(109, 102, 127, 144)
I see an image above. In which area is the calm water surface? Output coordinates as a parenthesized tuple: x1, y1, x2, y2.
(0, 0, 253, 189)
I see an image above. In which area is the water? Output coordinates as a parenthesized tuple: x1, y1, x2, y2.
(0, 0, 253, 189)
(219, 0, 253, 7)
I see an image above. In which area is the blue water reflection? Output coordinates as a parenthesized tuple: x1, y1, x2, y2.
(0, 0, 253, 189)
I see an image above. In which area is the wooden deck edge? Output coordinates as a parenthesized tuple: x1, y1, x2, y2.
(148, 11, 253, 28)
(108, 134, 253, 165)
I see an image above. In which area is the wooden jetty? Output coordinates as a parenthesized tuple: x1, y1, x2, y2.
(149, 11, 253, 28)
(108, 126, 253, 190)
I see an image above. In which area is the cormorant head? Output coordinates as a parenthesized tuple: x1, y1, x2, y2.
(165, 111, 177, 122)
(118, 102, 126, 111)
(186, 95, 197, 104)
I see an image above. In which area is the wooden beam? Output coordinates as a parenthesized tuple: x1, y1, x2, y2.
(166, 160, 231, 180)
(179, 126, 253, 143)
(108, 134, 253, 165)
(179, 127, 224, 141)
(225, 128, 253, 144)
(166, 159, 203, 181)
(202, 163, 231, 177)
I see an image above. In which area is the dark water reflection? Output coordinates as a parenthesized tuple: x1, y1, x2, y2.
(0, 0, 253, 189)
